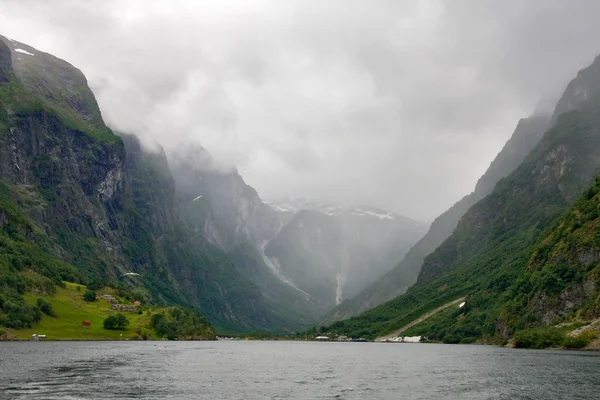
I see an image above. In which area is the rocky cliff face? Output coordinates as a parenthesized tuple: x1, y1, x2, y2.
(170, 146, 428, 323)
(320, 113, 551, 324)
(0, 35, 127, 280)
(552, 55, 600, 121)
(0, 36, 280, 333)
(495, 176, 600, 335)
(170, 145, 283, 249)
(170, 145, 326, 328)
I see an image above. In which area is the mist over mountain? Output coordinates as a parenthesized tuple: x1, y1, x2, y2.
(168, 148, 427, 322)
(4, 1, 600, 221)
(3, 2, 600, 358)
(320, 47, 600, 347)
(321, 112, 552, 323)
(264, 199, 427, 308)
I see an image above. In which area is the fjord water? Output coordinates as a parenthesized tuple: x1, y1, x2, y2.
(1, 342, 599, 399)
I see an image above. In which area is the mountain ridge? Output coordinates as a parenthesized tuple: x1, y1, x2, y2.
(0, 35, 283, 333)
(319, 53, 600, 341)
(320, 113, 551, 324)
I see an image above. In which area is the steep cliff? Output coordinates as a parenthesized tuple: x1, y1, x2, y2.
(0, 36, 276, 333)
(497, 176, 600, 332)
(170, 144, 282, 250)
(170, 145, 324, 329)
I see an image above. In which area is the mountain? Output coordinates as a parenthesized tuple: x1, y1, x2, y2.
(264, 198, 427, 309)
(0, 35, 277, 333)
(170, 145, 283, 249)
(321, 114, 551, 323)
(169, 146, 325, 330)
(496, 175, 600, 333)
(320, 54, 600, 341)
(171, 147, 428, 323)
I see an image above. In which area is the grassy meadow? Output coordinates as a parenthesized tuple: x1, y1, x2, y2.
(12, 282, 150, 340)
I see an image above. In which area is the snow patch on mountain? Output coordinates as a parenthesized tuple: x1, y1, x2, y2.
(15, 48, 34, 56)
(267, 197, 401, 221)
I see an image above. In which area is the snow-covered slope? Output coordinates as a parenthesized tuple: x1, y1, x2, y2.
(267, 197, 418, 223)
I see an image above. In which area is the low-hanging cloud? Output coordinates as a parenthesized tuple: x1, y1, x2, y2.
(2, 0, 600, 220)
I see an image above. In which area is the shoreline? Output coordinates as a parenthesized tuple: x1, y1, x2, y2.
(2, 337, 599, 351)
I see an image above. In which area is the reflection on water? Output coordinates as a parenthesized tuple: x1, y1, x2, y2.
(1, 341, 599, 399)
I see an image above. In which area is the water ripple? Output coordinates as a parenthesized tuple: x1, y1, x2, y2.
(1, 342, 599, 399)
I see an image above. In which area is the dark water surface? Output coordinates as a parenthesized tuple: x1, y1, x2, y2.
(1, 341, 599, 399)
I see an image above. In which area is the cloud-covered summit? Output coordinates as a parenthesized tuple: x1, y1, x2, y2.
(2, 0, 600, 219)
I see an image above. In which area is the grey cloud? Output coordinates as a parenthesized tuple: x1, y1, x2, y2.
(1, 0, 600, 220)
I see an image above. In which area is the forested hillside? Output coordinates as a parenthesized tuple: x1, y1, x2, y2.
(0, 35, 279, 333)
(321, 56, 600, 341)
(321, 114, 551, 324)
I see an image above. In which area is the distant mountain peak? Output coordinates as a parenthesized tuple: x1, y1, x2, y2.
(266, 197, 419, 223)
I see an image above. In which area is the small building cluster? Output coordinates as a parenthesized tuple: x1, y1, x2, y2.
(100, 294, 116, 302)
(111, 303, 139, 312)
(111, 300, 141, 312)
(378, 336, 422, 343)
(314, 335, 370, 342)
(101, 294, 141, 312)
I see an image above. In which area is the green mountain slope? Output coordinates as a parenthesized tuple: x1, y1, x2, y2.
(0, 35, 276, 333)
(321, 114, 550, 324)
(497, 176, 600, 333)
(120, 135, 271, 332)
(321, 62, 600, 340)
(6, 282, 215, 341)
(401, 175, 600, 346)
(171, 146, 322, 331)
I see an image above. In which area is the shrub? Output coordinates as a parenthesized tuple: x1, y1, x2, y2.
(513, 327, 565, 349)
(564, 330, 598, 349)
(149, 307, 212, 339)
(0, 300, 41, 329)
(103, 313, 129, 330)
(36, 298, 56, 317)
(83, 290, 96, 302)
(562, 335, 588, 349)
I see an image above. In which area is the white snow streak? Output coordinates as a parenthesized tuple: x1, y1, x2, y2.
(15, 48, 34, 56)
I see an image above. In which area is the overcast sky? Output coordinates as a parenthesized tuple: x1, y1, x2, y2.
(2, 0, 600, 221)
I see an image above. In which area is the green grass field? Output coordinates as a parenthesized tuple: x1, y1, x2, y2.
(12, 282, 152, 340)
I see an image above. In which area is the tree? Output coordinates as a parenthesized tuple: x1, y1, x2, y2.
(36, 298, 56, 317)
(0, 300, 41, 329)
(114, 313, 129, 329)
(103, 313, 129, 330)
(83, 290, 97, 302)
